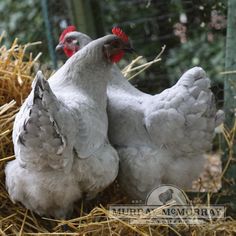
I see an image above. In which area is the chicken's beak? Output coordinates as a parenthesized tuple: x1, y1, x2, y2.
(122, 41, 136, 54)
(123, 47, 136, 53)
(55, 43, 64, 52)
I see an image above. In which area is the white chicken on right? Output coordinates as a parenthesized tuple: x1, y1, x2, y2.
(56, 27, 224, 200)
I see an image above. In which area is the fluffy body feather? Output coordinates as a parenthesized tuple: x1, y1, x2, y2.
(5, 35, 122, 218)
(109, 67, 224, 199)
(57, 30, 224, 200)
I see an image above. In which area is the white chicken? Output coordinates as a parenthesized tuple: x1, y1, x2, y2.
(5, 30, 133, 218)
(56, 27, 224, 200)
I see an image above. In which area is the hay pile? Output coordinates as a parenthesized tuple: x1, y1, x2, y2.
(0, 36, 236, 235)
(0, 34, 41, 158)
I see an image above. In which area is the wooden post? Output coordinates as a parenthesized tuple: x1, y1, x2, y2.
(225, 0, 236, 125)
(67, 0, 104, 38)
(222, 0, 236, 214)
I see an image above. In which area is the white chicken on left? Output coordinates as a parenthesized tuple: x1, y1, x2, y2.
(5, 29, 133, 218)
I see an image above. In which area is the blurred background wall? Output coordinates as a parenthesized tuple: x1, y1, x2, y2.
(0, 0, 226, 106)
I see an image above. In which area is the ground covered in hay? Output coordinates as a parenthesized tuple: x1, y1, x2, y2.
(0, 37, 236, 235)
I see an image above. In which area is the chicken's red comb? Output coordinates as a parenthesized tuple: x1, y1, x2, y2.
(59, 25, 76, 42)
(112, 27, 129, 42)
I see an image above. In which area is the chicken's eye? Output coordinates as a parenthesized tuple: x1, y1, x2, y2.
(111, 40, 120, 48)
(66, 38, 73, 43)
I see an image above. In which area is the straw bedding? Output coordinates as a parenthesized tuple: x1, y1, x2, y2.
(0, 36, 235, 235)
